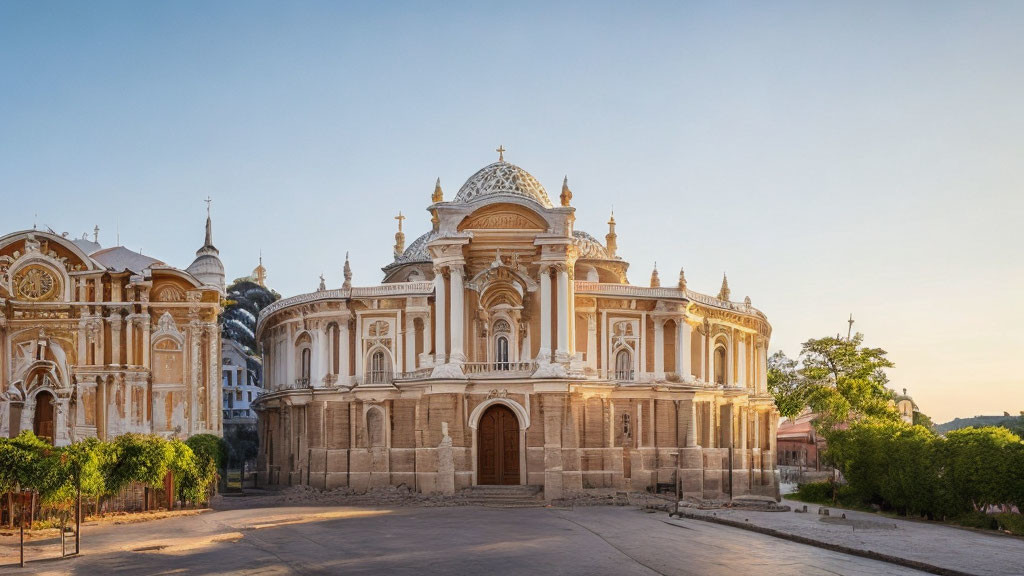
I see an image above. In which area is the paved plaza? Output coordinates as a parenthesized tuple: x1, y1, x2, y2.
(0, 502, 937, 576)
(683, 497, 1024, 576)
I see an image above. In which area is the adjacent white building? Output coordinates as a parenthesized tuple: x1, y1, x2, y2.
(222, 339, 261, 424)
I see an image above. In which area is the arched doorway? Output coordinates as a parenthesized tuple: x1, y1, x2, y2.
(33, 391, 55, 444)
(477, 404, 520, 485)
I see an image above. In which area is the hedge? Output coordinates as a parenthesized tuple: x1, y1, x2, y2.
(0, 431, 220, 509)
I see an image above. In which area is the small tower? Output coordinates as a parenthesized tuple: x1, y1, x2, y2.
(717, 273, 731, 301)
(252, 253, 267, 287)
(342, 252, 352, 290)
(605, 210, 618, 258)
(393, 211, 406, 259)
(186, 197, 226, 294)
(431, 178, 443, 231)
(560, 176, 573, 207)
(678, 267, 687, 291)
(650, 263, 660, 287)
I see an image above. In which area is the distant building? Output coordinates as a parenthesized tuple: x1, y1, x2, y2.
(776, 410, 823, 470)
(222, 339, 261, 424)
(894, 388, 919, 424)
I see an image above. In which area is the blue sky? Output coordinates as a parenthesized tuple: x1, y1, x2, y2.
(2, 2, 1022, 421)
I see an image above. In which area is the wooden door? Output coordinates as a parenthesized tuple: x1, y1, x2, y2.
(33, 391, 55, 444)
(478, 404, 520, 485)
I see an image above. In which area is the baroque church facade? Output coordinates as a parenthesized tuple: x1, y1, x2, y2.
(0, 213, 224, 445)
(254, 152, 780, 500)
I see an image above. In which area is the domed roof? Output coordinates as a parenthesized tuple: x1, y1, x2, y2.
(572, 230, 611, 259)
(453, 161, 553, 208)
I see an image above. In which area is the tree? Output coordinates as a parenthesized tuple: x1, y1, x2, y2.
(800, 333, 897, 436)
(767, 351, 807, 418)
(220, 279, 280, 352)
(913, 411, 935, 431)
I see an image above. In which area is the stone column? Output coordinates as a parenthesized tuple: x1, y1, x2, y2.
(125, 316, 134, 365)
(758, 341, 768, 395)
(404, 314, 416, 371)
(110, 314, 122, 366)
(585, 313, 597, 370)
(538, 265, 552, 361)
(699, 327, 706, 383)
(449, 264, 465, 364)
(339, 320, 351, 384)
(433, 266, 447, 365)
(653, 319, 665, 380)
(141, 313, 151, 368)
(421, 315, 433, 366)
(737, 334, 747, 388)
(679, 318, 691, 381)
(708, 341, 716, 386)
(315, 325, 327, 383)
(555, 266, 569, 362)
(686, 399, 698, 447)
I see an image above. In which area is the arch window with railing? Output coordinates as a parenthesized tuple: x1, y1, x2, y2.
(299, 348, 311, 387)
(714, 345, 727, 385)
(366, 348, 393, 385)
(492, 319, 512, 370)
(614, 348, 634, 381)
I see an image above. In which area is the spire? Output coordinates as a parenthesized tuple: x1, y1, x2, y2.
(203, 196, 215, 248)
(393, 211, 406, 259)
(342, 252, 352, 290)
(650, 263, 660, 287)
(252, 252, 267, 287)
(717, 273, 731, 301)
(560, 176, 573, 207)
(432, 178, 444, 203)
(93, 225, 99, 244)
(678, 267, 687, 291)
(605, 209, 618, 258)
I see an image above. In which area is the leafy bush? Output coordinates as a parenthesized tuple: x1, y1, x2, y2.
(186, 433, 227, 472)
(101, 434, 174, 494)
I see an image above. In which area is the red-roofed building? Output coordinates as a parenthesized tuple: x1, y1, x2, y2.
(777, 410, 823, 470)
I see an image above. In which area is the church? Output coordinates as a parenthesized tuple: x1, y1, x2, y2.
(0, 211, 224, 445)
(254, 150, 780, 501)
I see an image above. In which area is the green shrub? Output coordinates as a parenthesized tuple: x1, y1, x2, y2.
(994, 513, 1024, 535)
(186, 433, 227, 472)
(953, 511, 998, 530)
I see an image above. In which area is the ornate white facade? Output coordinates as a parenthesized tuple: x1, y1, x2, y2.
(255, 153, 779, 500)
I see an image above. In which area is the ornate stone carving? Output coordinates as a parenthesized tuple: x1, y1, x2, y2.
(13, 266, 58, 301)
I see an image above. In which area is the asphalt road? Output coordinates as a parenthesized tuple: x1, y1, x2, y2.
(1, 504, 928, 575)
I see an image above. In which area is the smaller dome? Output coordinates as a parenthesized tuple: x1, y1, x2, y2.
(572, 230, 611, 259)
(454, 161, 553, 208)
(188, 254, 225, 292)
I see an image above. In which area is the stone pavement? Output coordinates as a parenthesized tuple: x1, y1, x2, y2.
(678, 497, 1024, 576)
(0, 503, 930, 575)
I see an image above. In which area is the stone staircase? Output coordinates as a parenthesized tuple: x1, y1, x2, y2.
(461, 485, 545, 508)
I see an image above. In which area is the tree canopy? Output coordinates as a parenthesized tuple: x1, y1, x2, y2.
(220, 278, 280, 352)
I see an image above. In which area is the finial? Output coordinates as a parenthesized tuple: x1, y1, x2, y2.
(650, 263, 660, 287)
(342, 252, 352, 290)
(717, 273, 731, 301)
(847, 313, 855, 340)
(496, 144, 506, 162)
(318, 274, 326, 291)
(393, 211, 407, 260)
(678, 267, 687, 291)
(93, 225, 100, 243)
(204, 195, 212, 217)
(560, 176, 573, 207)
(744, 295, 751, 308)
(605, 208, 618, 259)
(432, 178, 444, 203)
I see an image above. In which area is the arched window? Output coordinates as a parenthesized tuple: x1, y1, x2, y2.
(714, 346, 727, 385)
(367, 349, 392, 385)
(300, 348, 311, 386)
(492, 319, 512, 370)
(615, 349, 633, 381)
(495, 336, 510, 370)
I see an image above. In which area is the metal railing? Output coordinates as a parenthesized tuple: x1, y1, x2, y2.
(462, 361, 535, 376)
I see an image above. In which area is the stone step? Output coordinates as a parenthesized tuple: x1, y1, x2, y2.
(465, 484, 542, 494)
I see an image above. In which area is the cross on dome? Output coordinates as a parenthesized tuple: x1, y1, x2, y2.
(395, 211, 405, 232)
(496, 145, 506, 162)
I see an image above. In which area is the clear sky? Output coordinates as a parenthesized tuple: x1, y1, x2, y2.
(2, 2, 1021, 422)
